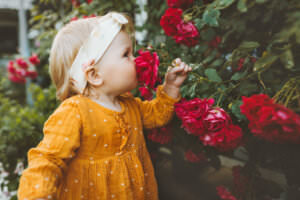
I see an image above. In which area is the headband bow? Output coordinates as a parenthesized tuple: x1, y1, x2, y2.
(69, 12, 129, 93)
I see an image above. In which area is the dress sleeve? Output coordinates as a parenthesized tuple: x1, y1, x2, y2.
(17, 98, 82, 200)
(134, 84, 181, 129)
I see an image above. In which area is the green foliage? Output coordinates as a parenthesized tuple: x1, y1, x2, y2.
(0, 78, 58, 194)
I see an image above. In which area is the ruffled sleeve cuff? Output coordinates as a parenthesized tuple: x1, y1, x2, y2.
(155, 84, 181, 105)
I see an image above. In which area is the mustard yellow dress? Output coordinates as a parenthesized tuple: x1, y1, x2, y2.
(17, 85, 181, 200)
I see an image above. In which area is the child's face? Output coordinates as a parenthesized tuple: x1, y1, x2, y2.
(95, 31, 138, 94)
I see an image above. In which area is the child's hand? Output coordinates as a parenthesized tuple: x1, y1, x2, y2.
(164, 58, 192, 89)
(162, 58, 192, 99)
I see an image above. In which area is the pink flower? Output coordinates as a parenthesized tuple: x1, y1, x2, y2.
(135, 50, 159, 89)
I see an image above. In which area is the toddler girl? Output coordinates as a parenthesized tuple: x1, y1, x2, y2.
(17, 11, 192, 200)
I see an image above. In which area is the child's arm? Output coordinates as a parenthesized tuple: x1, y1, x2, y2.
(17, 98, 82, 200)
(135, 58, 192, 129)
(134, 84, 181, 129)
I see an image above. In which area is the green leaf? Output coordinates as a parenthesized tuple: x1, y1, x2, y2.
(237, 41, 260, 52)
(279, 49, 294, 69)
(197, 44, 209, 54)
(210, 58, 224, 67)
(188, 83, 197, 98)
(256, 0, 268, 3)
(202, 49, 218, 64)
(198, 82, 210, 93)
(253, 53, 279, 71)
(231, 71, 247, 80)
(205, 68, 222, 83)
(216, 0, 236, 9)
(231, 100, 246, 120)
(239, 81, 258, 95)
(201, 28, 216, 41)
(194, 18, 206, 30)
(237, 0, 248, 13)
(203, 9, 220, 27)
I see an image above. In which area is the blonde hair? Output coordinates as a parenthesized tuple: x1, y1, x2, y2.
(49, 12, 135, 101)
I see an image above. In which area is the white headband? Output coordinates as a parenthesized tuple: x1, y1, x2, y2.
(69, 12, 129, 93)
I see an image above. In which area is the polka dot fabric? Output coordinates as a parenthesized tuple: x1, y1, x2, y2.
(17, 84, 181, 200)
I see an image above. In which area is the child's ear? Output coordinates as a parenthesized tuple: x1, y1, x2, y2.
(85, 67, 103, 86)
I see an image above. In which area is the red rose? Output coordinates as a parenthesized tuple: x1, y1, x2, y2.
(216, 186, 237, 200)
(176, 98, 243, 151)
(250, 104, 300, 143)
(203, 108, 232, 132)
(135, 50, 159, 89)
(175, 98, 215, 135)
(9, 74, 26, 84)
(240, 94, 274, 122)
(26, 71, 38, 79)
(167, 0, 194, 9)
(16, 68, 27, 77)
(241, 94, 300, 144)
(29, 53, 40, 65)
(86, 0, 93, 4)
(139, 86, 153, 100)
(160, 8, 184, 36)
(147, 125, 173, 144)
(200, 124, 243, 152)
(184, 149, 207, 163)
(7, 61, 16, 73)
(173, 22, 199, 46)
(16, 58, 28, 69)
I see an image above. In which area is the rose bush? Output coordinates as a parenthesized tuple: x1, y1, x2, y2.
(1, 0, 300, 199)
